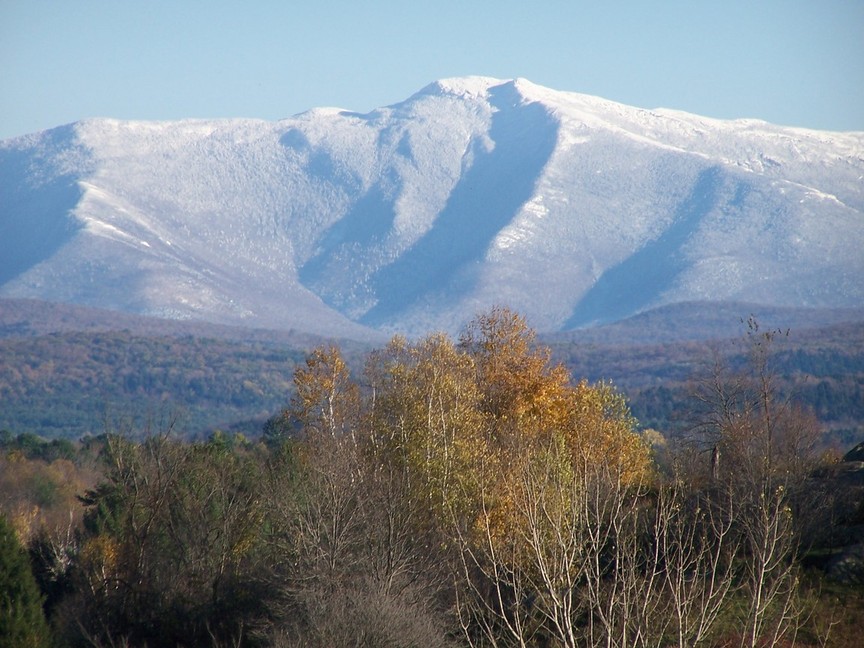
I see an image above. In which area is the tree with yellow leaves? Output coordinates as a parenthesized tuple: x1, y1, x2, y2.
(364, 333, 485, 518)
(448, 308, 659, 646)
(284, 308, 657, 646)
(290, 344, 359, 441)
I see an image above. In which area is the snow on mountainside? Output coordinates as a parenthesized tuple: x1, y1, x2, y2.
(1, 77, 862, 338)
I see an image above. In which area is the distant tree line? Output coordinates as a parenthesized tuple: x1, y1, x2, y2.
(0, 331, 305, 438)
(2, 318, 862, 446)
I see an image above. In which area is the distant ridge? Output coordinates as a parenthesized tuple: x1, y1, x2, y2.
(2, 77, 862, 338)
(0, 297, 382, 347)
(546, 301, 864, 347)
(4, 297, 861, 353)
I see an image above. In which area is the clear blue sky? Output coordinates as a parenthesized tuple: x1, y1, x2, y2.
(1, 0, 862, 140)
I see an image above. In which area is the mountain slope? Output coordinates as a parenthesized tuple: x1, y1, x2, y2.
(2, 77, 862, 336)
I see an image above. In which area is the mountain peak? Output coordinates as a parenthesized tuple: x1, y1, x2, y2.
(414, 76, 571, 108)
(416, 76, 504, 100)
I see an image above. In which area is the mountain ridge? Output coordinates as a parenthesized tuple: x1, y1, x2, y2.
(2, 77, 862, 338)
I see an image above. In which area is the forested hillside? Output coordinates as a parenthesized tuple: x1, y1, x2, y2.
(549, 319, 864, 449)
(0, 331, 301, 437)
(0, 298, 372, 438)
(2, 300, 861, 447)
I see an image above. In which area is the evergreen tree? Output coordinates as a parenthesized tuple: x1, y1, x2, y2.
(0, 514, 51, 648)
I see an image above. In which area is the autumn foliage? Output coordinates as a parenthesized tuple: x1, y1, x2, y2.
(1, 308, 857, 647)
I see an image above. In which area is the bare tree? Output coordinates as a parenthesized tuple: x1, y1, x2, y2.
(266, 422, 454, 647)
(656, 475, 740, 648)
(686, 317, 822, 648)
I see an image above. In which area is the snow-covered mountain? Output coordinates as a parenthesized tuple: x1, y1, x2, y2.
(2, 77, 862, 338)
